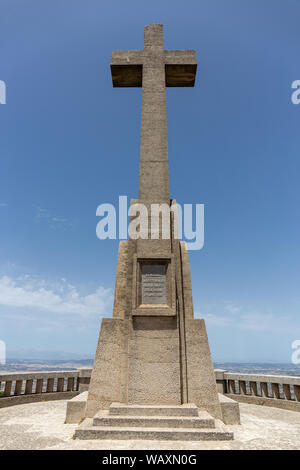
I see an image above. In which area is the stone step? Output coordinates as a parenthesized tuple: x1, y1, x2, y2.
(109, 402, 199, 417)
(75, 420, 234, 441)
(93, 410, 215, 429)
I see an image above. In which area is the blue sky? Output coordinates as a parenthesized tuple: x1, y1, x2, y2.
(0, 0, 300, 362)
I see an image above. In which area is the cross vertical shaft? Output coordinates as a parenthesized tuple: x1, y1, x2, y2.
(139, 24, 169, 202)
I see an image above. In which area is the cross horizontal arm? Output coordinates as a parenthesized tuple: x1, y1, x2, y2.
(110, 49, 197, 88)
(111, 50, 144, 87)
(165, 50, 197, 87)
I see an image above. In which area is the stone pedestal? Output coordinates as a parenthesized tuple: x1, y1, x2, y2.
(76, 401, 233, 441)
(85, 237, 222, 422)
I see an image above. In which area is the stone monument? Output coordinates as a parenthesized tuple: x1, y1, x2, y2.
(72, 24, 239, 440)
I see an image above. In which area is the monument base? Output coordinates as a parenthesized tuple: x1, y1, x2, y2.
(66, 392, 240, 428)
(82, 315, 231, 423)
(74, 402, 234, 441)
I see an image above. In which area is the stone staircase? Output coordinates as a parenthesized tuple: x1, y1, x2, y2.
(74, 403, 234, 441)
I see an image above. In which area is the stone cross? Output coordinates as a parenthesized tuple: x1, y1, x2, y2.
(80, 25, 227, 427)
(111, 24, 197, 203)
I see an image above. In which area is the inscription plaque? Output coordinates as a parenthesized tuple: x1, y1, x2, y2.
(141, 264, 166, 304)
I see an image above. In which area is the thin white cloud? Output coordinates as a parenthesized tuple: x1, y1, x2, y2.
(197, 302, 297, 333)
(0, 275, 112, 317)
(224, 303, 241, 314)
(0, 202, 7, 207)
(36, 207, 74, 229)
(197, 312, 234, 327)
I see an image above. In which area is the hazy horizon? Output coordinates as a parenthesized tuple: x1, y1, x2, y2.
(3, 349, 300, 365)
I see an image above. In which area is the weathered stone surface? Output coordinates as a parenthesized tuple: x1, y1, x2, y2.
(77, 368, 92, 392)
(0, 391, 79, 409)
(109, 402, 199, 416)
(93, 410, 215, 428)
(127, 317, 181, 405)
(85, 319, 126, 417)
(138, 161, 170, 202)
(226, 393, 300, 413)
(185, 319, 223, 420)
(218, 393, 241, 425)
(76, 395, 233, 440)
(112, 241, 131, 319)
(65, 392, 88, 424)
(224, 372, 300, 386)
(75, 422, 233, 441)
(215, 369, 228, 394)
(0, 371, 78, 381)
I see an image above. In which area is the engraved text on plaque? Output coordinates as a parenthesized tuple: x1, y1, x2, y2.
(141, 264, 166, 304)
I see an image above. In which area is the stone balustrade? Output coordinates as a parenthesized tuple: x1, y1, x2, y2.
(0, 367, 92, 408)
(215, 369, 300, 412)
(1, 367, 300, 413)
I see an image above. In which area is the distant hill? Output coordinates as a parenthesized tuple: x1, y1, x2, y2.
(214, 362, 300, 377)
(6, 349, 94, 361)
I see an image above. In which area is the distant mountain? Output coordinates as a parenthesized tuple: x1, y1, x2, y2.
(214, 362, 300, 376)
(6, 349, 94, 361)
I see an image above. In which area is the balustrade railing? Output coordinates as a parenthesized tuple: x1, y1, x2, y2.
(0, 371, 79, 397)
(215, 369, 300, 405)
(1, 367, 299, 411)
(0, 367, 92, 400)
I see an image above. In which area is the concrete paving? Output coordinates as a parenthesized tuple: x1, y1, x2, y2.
(0, 399, 299, 450)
